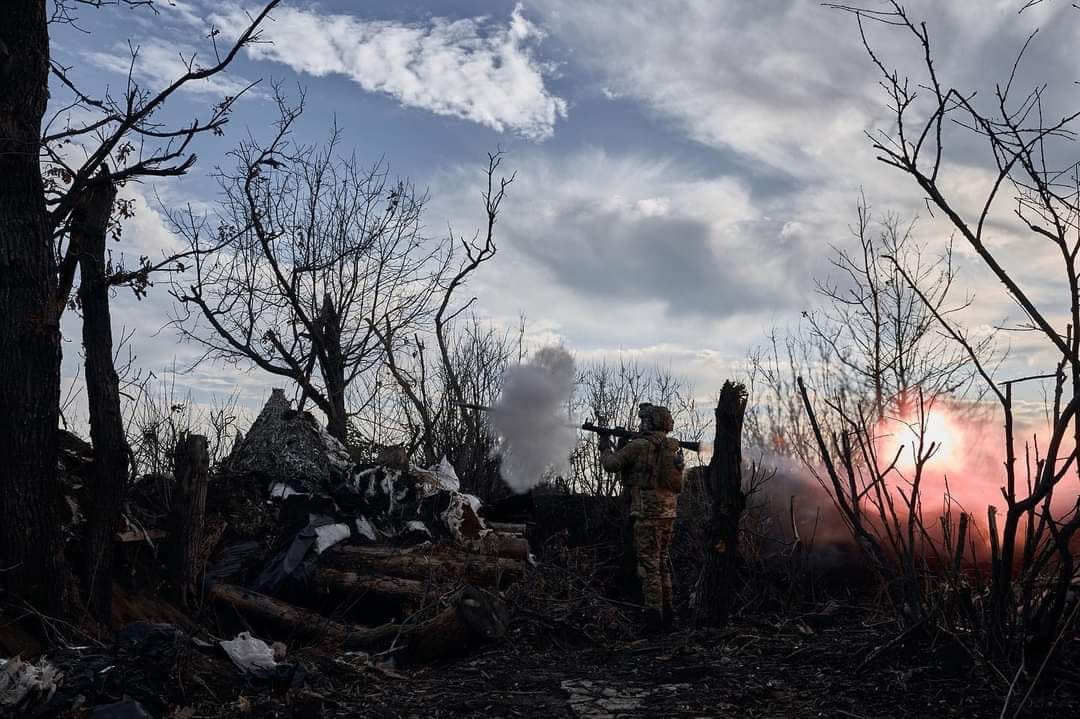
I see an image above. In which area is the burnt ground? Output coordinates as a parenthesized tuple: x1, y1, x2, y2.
(322, 616, 1079, 719)
(38, 605, 1080, 718)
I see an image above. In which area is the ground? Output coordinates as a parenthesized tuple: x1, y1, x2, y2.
(44, 605, 1079, 718)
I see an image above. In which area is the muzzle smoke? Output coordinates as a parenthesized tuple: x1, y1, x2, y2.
(489, 346, 578, 493)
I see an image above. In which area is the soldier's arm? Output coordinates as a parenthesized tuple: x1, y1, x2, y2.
(600, 438, 646, 473)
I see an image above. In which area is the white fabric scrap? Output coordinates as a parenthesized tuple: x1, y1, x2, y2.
(354, 516, 379, 542)
(219, 632, 277, 675)
(412, 457, 460, 497)
(439, 492, 487, 542)
(433, 457, 460, 492)
(404, 520, 431, 538)
(314, 523, 352, 554)
(269, 482, 304, 500)
(0, 657, 61, 708)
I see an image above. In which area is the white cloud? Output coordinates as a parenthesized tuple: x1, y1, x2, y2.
(424, 148, 826, 396)
(212, 3, 567, 140)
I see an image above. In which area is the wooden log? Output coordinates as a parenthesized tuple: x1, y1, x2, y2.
(207, 582, 398, 649)
(207, 582, 509, 661)
(484, 521, 527, 536)
(463, 532, 530, 560)
(168, 434, 211, 607)
(314, 568, 429, 611)
(324, 544, 524, 586)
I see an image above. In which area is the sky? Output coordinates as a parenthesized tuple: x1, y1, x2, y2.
(47, 0, 1080, 428)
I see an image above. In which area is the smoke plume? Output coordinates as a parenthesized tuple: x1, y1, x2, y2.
(490, 346, 578, 493)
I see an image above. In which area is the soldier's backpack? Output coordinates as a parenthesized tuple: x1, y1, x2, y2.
(644, 435, 685, 494)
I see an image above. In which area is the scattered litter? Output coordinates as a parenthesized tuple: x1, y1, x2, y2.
(219, 632, 278, 678)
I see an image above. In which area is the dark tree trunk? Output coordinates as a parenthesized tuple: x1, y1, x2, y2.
(695, 381, 748, 627)
(0, 1, 65, 612)
(319, 293, 348, 444)
(75, 174, 127, 623)
(168, 435, 210, 607)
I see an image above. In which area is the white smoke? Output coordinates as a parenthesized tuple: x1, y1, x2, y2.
(490, 346, 578, 493)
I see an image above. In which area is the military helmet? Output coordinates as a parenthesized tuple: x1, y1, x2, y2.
(638, 403, 674, 432)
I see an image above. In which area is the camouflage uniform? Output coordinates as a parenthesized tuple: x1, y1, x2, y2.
(599, 405, 682, 619)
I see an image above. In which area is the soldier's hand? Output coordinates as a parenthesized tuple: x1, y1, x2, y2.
(597, 433, 613, 452)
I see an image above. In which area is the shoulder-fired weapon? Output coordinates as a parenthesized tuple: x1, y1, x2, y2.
(455, 402, 701, 452)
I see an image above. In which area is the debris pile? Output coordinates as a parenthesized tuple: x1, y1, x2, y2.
(2, 390, 531, 715)
(201, 389, 528, 661)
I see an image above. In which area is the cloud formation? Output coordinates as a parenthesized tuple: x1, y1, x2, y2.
(213, 2, 567, 139)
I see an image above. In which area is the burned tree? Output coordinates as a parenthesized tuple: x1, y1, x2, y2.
(167, 434, 210, 607)
(173, 96, 448, 445)
(694, 381, 748, 627)
(0, 0, 65, 610)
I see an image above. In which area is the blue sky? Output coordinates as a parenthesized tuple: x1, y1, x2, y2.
(48, 0, 1080, 423)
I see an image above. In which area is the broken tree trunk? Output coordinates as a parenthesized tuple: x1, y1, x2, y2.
(168, 435, 210, 607)
(207, 582, 509, 660)
(694, 381, 748, 627)
(318, 293, 349, 444)
(325, 544, 524, 587)
(75, 171, 127, 624)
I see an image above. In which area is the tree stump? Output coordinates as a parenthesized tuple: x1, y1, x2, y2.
(168, 434, 210, 607)
(694, 381, 748, 627)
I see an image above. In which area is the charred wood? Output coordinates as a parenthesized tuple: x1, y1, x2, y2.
(694, 381, 748, 627)
(168, 435, 210, 607)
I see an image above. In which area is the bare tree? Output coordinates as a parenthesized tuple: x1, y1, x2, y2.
(825, 0, 1080, 676)
(374, 152, 514, 473)
(172, 94, 448, 445)
(749, 199, 990, 465)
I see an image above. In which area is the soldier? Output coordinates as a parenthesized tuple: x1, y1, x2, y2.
(598, 403, 684, 631)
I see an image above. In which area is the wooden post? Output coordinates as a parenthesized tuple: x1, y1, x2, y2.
(694, 381, 748, 627)
(169, 434, 210, 607)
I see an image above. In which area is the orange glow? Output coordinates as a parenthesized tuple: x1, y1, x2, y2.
(878, 409, 961, 471)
